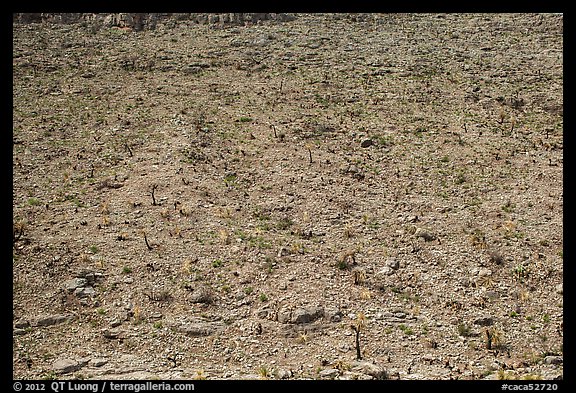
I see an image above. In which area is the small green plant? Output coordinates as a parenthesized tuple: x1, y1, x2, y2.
(399, 324, 415, 336)
(457, 323, 472, 337)
(513, 264, 528, 282)
(454, 172, 466, 185)
(238, 116, 253, 123)
(257, 365, 272, 380)
(504, 230, 525, 241)
(314, 93, 330, 107)
(276, 217, 293, 230)
(89, 245, 99, 254)
(259, 293, 268, 302)
(399, 291, 420, 303)
(27, 197, 41, 206)
(373, 134, 394, 147)
(538, 334, 548, 343)
(542, 314, 551, 323)
(212, 259, 224, 268)
(497, 370, 542, 380)
(263, 256, 276, 273)
(244, 286, 254, 295)
(153, 321, 163, 329)
(41, 371, 58, 380)
(96, 307, 107, 315)
(122, 266, 133, 274)
(65, 194, 85, 207)
(501, 200, 515, 213)
(413, 126, 427, 137)
(364, 216, 381, 229)
(250, 235, 271, 249)
(235, 229, 248, 241)
(520, 374, 543, 380)
(224, 173, 238, 187)
(336, 259, 348, 270)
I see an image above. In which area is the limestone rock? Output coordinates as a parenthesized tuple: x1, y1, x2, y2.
(168, 318, 225, 337)
(350, 360, 388, 380)
(32, 314, 73, 327)
(52, 358, 89, 374)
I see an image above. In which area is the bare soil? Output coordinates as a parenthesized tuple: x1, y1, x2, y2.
(12, 13, 563, 380)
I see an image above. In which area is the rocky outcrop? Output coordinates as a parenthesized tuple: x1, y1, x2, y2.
(13, 13, 297, 31)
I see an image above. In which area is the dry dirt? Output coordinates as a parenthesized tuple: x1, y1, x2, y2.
(12, 13, 563, 381)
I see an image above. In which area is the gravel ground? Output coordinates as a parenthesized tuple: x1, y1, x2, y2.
(13, 13, 563, 381)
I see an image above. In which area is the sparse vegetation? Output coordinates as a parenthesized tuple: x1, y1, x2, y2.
(12, 13, 563, 381)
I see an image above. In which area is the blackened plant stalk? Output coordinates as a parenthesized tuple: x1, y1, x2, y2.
(124, 141, 133, 157)
(350, 312, 367, 360)
(150, 184, 158, 206)
(306, 143, 313, 164)
(143, 231, 153, 250)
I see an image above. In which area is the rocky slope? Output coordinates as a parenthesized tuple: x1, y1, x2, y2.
(13, 13, 563, 380)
